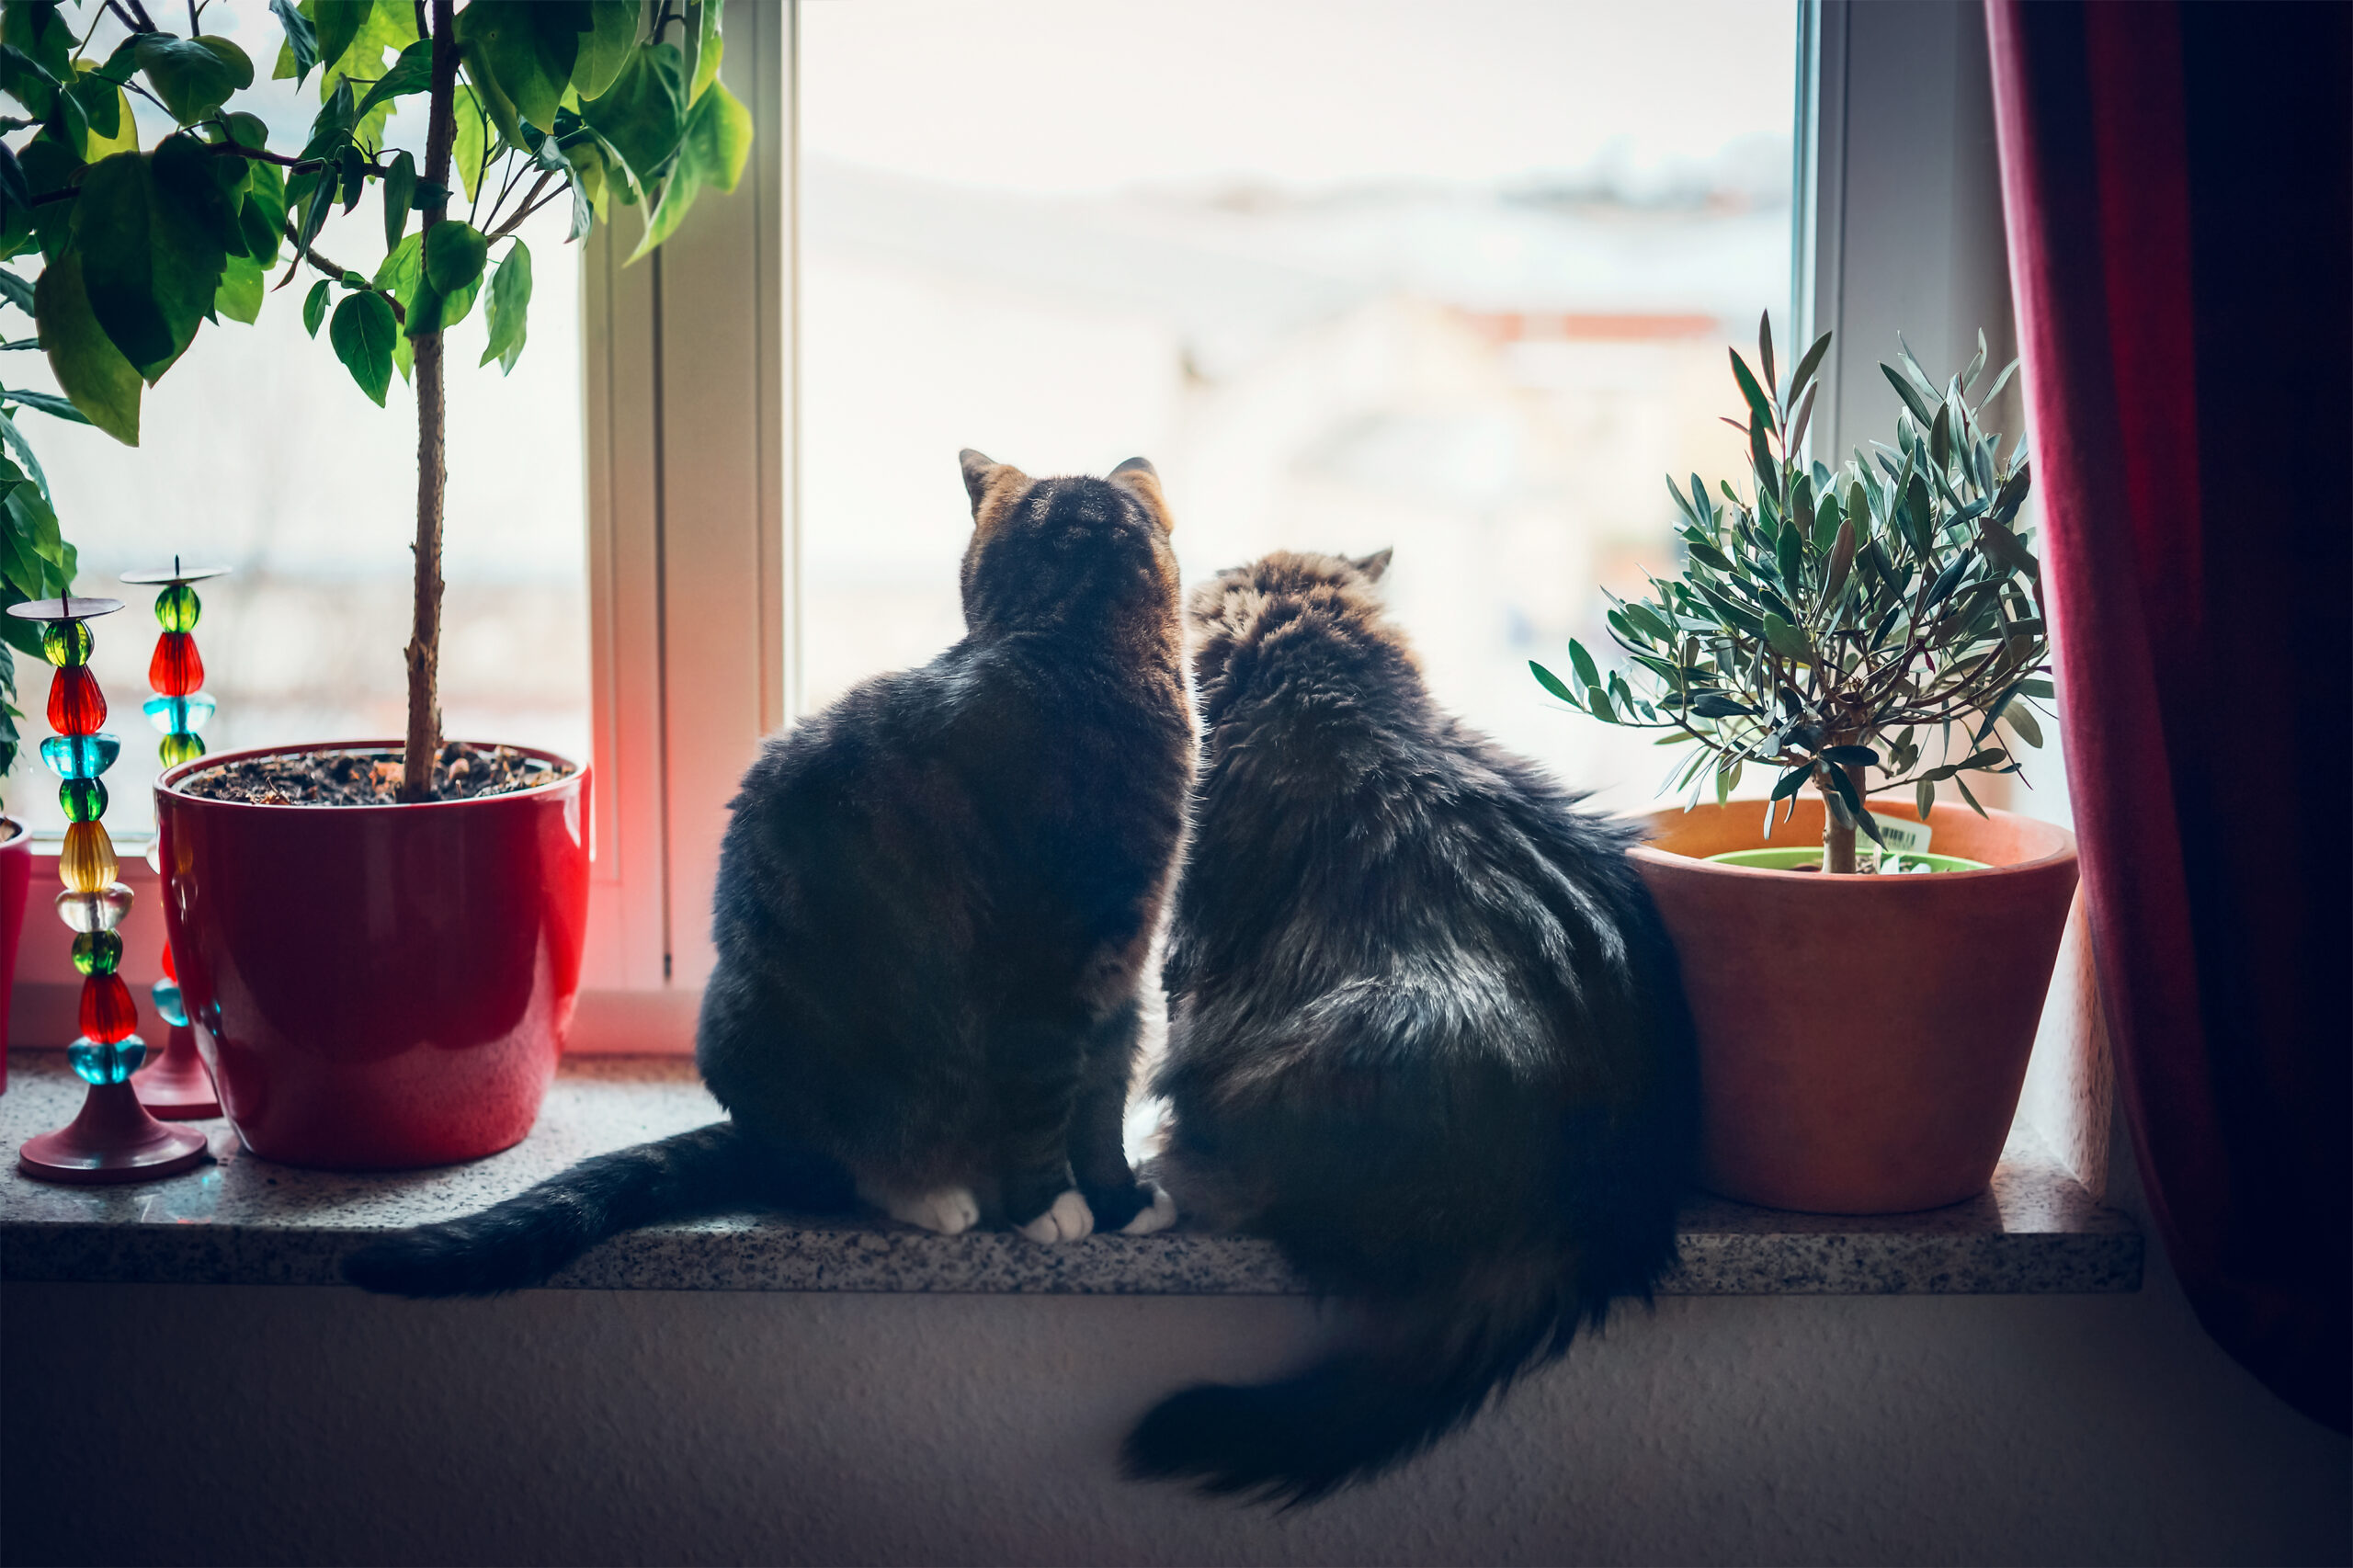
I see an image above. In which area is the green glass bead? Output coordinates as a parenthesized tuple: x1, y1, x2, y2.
(58, 777, 106, 823)
(154, 583, 200, 633)
(40, 620, 91, 668)
(72, 929, 122, 976)
(159, 731, 206, 767)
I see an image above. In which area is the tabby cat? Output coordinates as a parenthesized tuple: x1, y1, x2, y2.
(345, 451, 1193, 1295)
(1127, 550, 1699, 1504)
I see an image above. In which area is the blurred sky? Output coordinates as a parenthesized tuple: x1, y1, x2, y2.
(801, 0, 1799, 196)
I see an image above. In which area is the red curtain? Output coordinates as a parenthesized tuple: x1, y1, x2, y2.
(1985, 0, 2349, 1433)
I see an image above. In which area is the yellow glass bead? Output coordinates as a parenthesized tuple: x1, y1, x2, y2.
(59, 821, 118, 893)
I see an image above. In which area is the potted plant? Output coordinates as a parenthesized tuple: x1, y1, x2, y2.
(1532, 319, 2078, 1212)
(0, 0, 751, 1165)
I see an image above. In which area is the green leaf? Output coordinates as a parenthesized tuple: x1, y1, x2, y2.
(1770, 763, 1811, 803)
(1729, 347, 1774, 435)
(328, 288, 394, 405)
(353, 37, 433, 120)
(1773, 519, 1802, 587)
(73, 147, 226, 379)
(452, 85, 490, 203)
(688, 0, 724, 103)
(0, 407, 47, 498)
(302, 277, 331, 336)
(1566, 637, 1599, 689)
(0, 267, 30, 316)
(271, 0, 321, 84)
(422, 219, 488, 294)
(1821, 744, 1880, 766)
(1786, 330, 1832, 404)
(583, 40, 686, 190)
(1760, 612, 1812, 663)
(0, 385, 87, 425)
(1756, 311, 1775, 402)
(572, 0, 639, 98)
(1689, 692, 1756, 720)
(630, 77, 750, 257)
(214, 251, 265, 324)
(1529, 660, 1578, 705)
(1955, 774, 1987, 819)
(479, 238, 530, 372)
(2004, 703, 2043, 749)
(381, 147, 415, 252)
(1880, 360, 1937, 427)
(3, 1, 72, 83)
(313, 0, 372, 80)
(33, 251, 138, 443)
(458, 0, 592, 133)
(135, 34, 254, 125)
(1686, 538, 1733, 573)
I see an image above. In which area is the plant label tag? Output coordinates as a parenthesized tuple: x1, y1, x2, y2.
(1873, 816, 1933, 856)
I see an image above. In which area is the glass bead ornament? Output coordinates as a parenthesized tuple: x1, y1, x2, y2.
(72, 929, 122, 975)
(41, 733, 119, 779)
(47, 665, 104, 733)
(56, 881, 133, 932)
(9, 595, 208, 1184)
(59, 776, 105, 822)
(58, 821, 118, 892)
(122, 561, 231, 1119)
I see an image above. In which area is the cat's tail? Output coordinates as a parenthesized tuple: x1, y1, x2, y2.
(341, 1120, 851, 1298)
(1122, 1253, 1619, 1506)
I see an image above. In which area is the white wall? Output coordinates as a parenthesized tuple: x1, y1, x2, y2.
(5, 1243, 2345, 1567)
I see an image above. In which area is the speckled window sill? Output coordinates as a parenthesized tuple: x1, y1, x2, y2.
(0, 1053, 2142, 1295)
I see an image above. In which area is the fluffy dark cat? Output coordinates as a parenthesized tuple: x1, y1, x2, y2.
(344, 451, 1194, 1296)
(1125, 549, 1699, 1505)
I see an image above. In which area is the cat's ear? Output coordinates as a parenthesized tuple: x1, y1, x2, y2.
(1108, 456, 1174, 532)
(1352, 547, 1394, 582)
(960, 449, 1027, 517)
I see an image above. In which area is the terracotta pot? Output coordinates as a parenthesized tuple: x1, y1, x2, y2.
(153, 742, 589, 1169)
(0, 818, 28, 1094)
(1631, 798, 2077, 1213)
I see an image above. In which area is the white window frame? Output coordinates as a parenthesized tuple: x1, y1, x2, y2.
(566, 0, 2059, 1080)
(568, 0, 794, 1051)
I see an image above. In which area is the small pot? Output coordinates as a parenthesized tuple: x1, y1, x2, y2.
(154, 742, 589, 1169)
(1631, 798, 2076, 1213)
(0, 818, 28, 1093)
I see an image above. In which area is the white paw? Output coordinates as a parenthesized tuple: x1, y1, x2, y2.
(1120, 1183, 1177, 1236)
(887, 1186, 980, 1236)
(1016, 1189, 1094, 1244)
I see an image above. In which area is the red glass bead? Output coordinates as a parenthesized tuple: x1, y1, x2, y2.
(78, 971, 137, 1044)
(47, 666, 105, 735)
(150, 632, 203, 698)
(161, 942, 176, 982)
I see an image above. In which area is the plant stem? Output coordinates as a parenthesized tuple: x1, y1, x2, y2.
(401, 0, 458, 803)
(1820, 756, 1866, 874)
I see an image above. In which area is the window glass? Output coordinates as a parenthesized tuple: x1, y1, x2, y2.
(801, 0, 1796, 812)
(4, 1, 587, 837)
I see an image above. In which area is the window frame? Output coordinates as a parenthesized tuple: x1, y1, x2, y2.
(574, 0, 2026, 1060)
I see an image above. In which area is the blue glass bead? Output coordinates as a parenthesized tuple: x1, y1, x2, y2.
(40, 733, 119, 780)
(151, 976, 188, 1028)
(67, 1035, 145, 1085)
(143, 693, 217, 734)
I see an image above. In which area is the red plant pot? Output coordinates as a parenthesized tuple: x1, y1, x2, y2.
(0, 819, 28, 1093)
(153, 742, 589, 1169)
